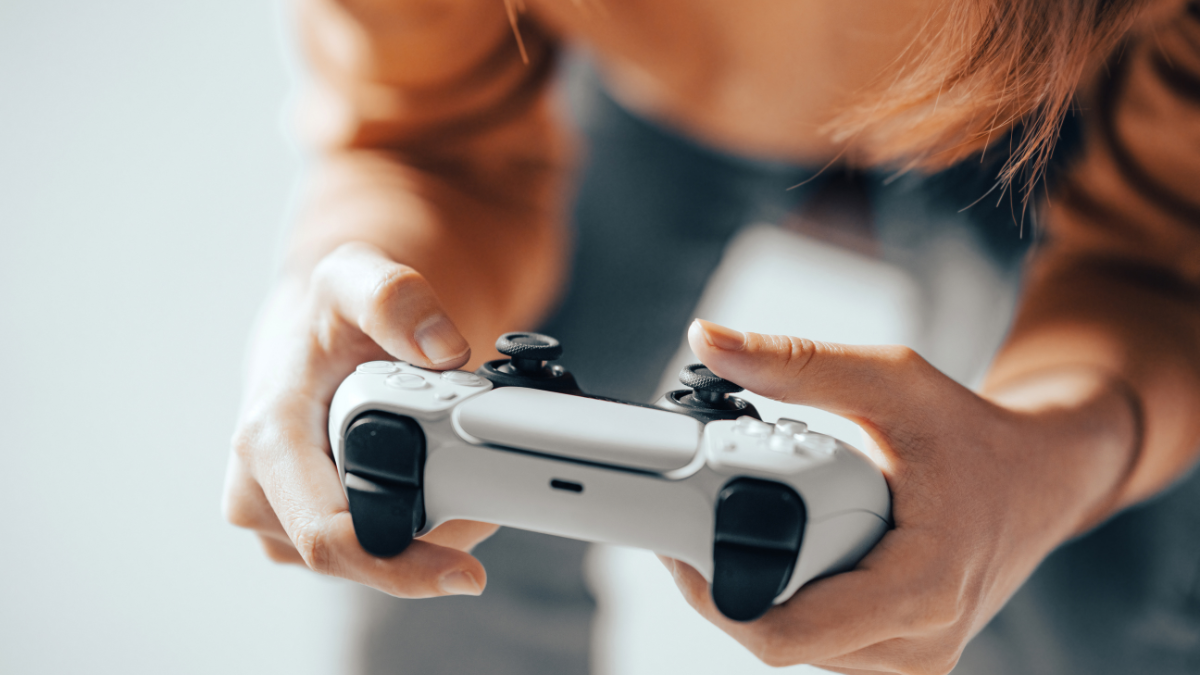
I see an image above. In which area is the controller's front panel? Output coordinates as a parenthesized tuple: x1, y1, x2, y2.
(328, 338, 892, 624)
(422, 441, 718, 574)
(453, 387, 705, 473)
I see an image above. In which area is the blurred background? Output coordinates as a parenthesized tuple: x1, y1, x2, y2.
(0, 2, 351, 673)
(0, 2, 1013, 674)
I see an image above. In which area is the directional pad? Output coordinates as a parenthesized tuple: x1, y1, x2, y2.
(711, 478, 806, 621)
(343, 412, 426, 557)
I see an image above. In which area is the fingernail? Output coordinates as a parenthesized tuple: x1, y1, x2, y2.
(695, 319, 745, 351)
(414, 315, 470, 365)
(439, 570, 482, 596)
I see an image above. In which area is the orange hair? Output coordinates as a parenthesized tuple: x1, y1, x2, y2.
(829, 0, 1156, 198)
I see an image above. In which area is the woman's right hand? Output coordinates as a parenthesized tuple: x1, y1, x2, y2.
(222, 242, 499, 597)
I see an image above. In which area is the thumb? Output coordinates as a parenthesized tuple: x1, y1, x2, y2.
(687, 319, 932, 422)
(312, 242, 471, 369)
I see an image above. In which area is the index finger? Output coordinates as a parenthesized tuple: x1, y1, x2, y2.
(312, 242, 471, 369)
(664, 526, 948, 666)
(236, 395, 488, 598)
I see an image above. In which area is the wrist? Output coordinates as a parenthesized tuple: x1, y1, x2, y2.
(985, 366, 1143, 537)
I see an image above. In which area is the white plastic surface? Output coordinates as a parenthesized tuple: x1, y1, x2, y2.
(596, 220, 1018, 674)
(455, 387, 704, 472)
(704, 420, 890, 520)
(424, 442, 715, 571)
(788, 510, 889, 594)
(329, 367, 890, 596)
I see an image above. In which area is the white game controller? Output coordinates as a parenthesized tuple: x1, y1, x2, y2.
(328, 332, 891, 621)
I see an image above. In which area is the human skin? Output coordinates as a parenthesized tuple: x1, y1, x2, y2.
(221, 83, 1191, 675)
(223, 241, 495, 596)
(218, 158, 1167, 671)
(221, 145, 570, 596)
(222, 235, 1138, 669)
(660, 319, 1137, 673)
(222, 0, 574, 597)
(221, 1, 1200, 672)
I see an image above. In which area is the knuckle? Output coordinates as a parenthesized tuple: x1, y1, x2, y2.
(780, 335, 819, 377)
(365, 265, 423, 320)
(937, 650, 964, 675)
(261, 538, 300, 565)
(922, 600, 963, 632)
(224, 425, 268, 530)
(910, 648, 964, 675)
(909, 575, 968, 632)
(310, 242, 355, 290)
(230, 424, 258, 463)
(885, 344, 927, 373)
(221, 492, 258, 530)
(230, 409, 289, 465)
(757, 650, 794, 669)
(750, 624, 795, 668)
(294, 517, 338, 576)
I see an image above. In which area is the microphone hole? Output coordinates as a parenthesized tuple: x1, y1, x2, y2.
(550, 479, 583, 493)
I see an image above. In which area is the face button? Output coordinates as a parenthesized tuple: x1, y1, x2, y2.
(441, 371, 486, 387)
(768, 433, 796, 454)
(735, 415, 772, 437)
(775, 418, 808, 436)
(433, 391, 458, 401)
(797, 433, 837, 455)
(357, 361, 399, 375)
(385, 373, 428, 389)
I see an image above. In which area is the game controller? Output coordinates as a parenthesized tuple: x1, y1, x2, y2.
(328, 332, 891, 621)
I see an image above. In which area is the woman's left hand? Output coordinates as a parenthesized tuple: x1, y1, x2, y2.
(664, 319, 1137, 675)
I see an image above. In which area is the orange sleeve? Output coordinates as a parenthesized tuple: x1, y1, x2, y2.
(989, 1, 1200, 507)
(284, 0, 572, 342)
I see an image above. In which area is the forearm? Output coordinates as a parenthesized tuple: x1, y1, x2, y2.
(280, 0, 570, 362)
(282, 146, 571, 363)
(984, 253, 1200, 522)
(984, 3, 1200, 524)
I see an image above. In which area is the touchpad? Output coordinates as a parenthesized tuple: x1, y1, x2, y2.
(456, 388, 702, 472)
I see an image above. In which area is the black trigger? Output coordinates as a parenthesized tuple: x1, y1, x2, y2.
(345, 473, 424, 557)
(342, 412, 427, 558)
(711, 478, 806, 621)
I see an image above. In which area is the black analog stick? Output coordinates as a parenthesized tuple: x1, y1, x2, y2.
(476, 331, 580, 393)
(653, 363, 758, 422)
(679, 363, 743, 405)
(496, 332, 563, 373)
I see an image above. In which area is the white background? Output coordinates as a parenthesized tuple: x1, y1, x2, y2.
(0, 2, 350, 673)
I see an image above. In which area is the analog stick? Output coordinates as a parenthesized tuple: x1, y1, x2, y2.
(495, 332, 563, 374)
(678, 363, 744, 406)
(476, 332, 581, 393)
(654, 363, 760, 422)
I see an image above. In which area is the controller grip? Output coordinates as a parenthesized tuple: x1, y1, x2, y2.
(711, 478, 806, 621)
(343, 412, 427, 557)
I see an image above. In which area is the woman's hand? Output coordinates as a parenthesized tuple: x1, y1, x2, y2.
(664, 319, 1139, 674)
(222, 242, 498, 598)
